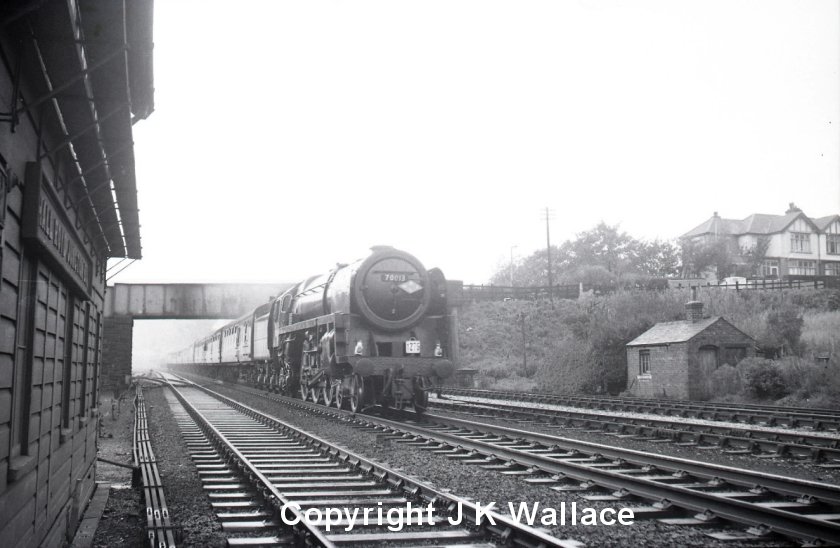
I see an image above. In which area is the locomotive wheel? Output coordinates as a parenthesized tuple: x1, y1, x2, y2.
(322, 384, 333, 407)
(300, 382, 309, 401)
(414, 386, 429, 414)
(310, 387, 320, 404)
(349, 374, 364, 413)
(335, 382, 344, 409)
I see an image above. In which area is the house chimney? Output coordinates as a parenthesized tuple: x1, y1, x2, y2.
(686, 286, 704, 323)
(786, 202, 801, 214)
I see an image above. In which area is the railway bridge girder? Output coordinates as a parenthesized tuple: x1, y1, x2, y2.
(102, 283, 293, 392)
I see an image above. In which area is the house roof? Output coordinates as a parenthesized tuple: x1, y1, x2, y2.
(682, 216, 742, 238)
(682, 208, 828, 239)
(740, 213, 800, 234)
(627, 316, 723, 346)
(813, 215, 840, 231)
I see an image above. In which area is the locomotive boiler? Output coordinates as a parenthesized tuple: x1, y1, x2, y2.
(169, 246, 455, 413)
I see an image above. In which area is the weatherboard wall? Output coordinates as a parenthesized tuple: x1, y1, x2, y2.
(0, 49, 107, 548)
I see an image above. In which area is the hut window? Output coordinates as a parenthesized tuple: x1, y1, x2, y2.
(639, 350, 651, 375)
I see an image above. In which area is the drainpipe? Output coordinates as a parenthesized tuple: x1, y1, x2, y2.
(817, 229, 822, 276)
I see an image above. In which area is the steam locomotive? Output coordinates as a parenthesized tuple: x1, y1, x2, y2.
(167, 246, 455, 412)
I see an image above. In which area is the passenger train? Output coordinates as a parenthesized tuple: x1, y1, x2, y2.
(167, 246, 455, 412)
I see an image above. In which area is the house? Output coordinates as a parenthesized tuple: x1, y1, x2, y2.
(625, 297, 755, 400)
(681, 203, 840, 279)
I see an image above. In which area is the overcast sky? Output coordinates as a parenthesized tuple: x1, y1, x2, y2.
(113, 0, 840, 287)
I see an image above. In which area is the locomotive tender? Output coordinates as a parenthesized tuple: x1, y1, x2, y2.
(168, 246, 455, 412)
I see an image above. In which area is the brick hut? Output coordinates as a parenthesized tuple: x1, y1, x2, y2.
(625, 294, 755, 400)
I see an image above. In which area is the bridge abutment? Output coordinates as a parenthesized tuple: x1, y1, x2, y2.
(102, 316, 135, 394)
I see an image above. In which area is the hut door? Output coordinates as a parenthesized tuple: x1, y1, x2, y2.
(697, 346, 718, 399)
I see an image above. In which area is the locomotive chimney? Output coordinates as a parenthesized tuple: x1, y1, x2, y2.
(685, 286, 704, 323)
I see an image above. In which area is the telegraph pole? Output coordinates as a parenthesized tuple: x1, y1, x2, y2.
(518, 312, 527, 376)
(542, 207, 555, 302)
(509, 245, 517, 286)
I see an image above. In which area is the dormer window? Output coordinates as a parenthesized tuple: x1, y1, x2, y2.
(790, 232, 810, 253)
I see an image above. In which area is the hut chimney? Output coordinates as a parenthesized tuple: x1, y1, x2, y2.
(686, 286, 704, 323)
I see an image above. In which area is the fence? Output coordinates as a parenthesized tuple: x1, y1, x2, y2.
(673, 279, 827, 291)
(462, 283, 580, 302)
(462, 277, 833, 303)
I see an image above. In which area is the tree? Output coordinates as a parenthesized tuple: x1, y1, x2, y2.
(565, 222, 636, 274)
(490, 223, 682, 285)
(680, 237, 734, 280)
(631, 239, 681, 277)
(741, 236, 771, 277)
(489, 246, 565, 286)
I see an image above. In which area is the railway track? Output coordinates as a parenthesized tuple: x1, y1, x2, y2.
(202, 377, 840, 546)
(440, 388, 840, 431)
(160, 374, 579, 547)
(428, 396, 840, 464)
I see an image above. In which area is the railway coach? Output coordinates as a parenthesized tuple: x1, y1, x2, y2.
(168, 246, 456, 412)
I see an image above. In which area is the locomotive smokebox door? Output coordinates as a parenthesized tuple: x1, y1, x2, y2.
(354, 248, 432, 331)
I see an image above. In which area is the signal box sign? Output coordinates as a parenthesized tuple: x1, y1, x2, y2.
(22, 163, 92, 300)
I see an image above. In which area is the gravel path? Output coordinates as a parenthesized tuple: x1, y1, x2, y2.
(91, 389, 146, 548)
(204, 381, 798, 547)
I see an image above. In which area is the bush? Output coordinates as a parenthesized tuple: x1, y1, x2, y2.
(457, 286, 839, 404)
(765, 306, 804, 355)
(708, 365, 741, 397)
(801, 311, 840, 356)
(493, 375, 539, 392)
(483, 363, 513, 380)
(738, 358, 788, 400)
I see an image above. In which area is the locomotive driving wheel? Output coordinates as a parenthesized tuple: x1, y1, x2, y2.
(335, 381, 344, 409)
(348, 374, 364, 413)
(322, 382, 333, 407)
(300, 381, 309, 401)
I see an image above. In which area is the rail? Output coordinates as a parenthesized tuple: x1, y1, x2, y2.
(163, 373, 576, 547)
(133, 385, 177, 548)
(441, 388, 840, 430)
(201, 376, 840, 545)
(428, 396, 840, 462)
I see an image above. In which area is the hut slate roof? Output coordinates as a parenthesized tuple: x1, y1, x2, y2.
(626, 317, 723, 346)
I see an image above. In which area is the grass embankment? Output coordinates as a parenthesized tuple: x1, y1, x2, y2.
(457, 288, 840, 408)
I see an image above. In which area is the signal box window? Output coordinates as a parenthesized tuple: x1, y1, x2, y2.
(639, 350, 651, 375)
